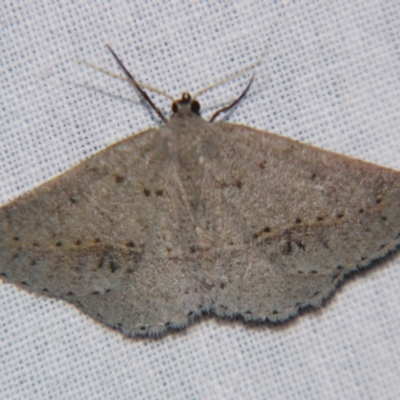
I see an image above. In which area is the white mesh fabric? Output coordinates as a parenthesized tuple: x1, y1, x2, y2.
(1, 2, 400, 399)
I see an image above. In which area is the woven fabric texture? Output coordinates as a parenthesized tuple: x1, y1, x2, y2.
(1, 2, 399, 399)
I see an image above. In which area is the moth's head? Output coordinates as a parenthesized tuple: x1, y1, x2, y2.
(171, 93, 201, 118)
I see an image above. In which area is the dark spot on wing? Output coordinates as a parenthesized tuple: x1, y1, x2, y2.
(125, 241, 135, 248)
(282, 241, 293, 255)
(13, 236, 19, 241)
(295, 218, 302, 224)
(56, 241, 62, 247)
(69, 195, 78, 204)
(336, 213, 344, 219)
(253, 226, 272, 240)
(155, 189, 164, 196)
(97, 257, 106, 270)
(317, 216, 324, 222)
(115, 175, 125, 183)
(75, 239, 82, 246)
(235, 180, 243, 189)
(143, 188, 151, 197)
(97, 254, 120, 273)
(109, 259, 119, 273)
(295, 241, 305, 251)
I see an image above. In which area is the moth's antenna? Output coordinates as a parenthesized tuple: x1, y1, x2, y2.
(74, 58, 174, 100)
(105, 44, 168, 123)
(209, 74, 255, 122)
(193, 46, 268, 98)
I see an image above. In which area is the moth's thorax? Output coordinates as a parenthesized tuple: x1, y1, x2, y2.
(160, 93, 217, 174)
(168, 110, 200, 137)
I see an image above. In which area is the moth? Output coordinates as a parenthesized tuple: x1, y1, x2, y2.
(1, 45, 399, 337)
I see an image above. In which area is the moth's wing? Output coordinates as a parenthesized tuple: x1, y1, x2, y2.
(0, 128, 204, 336)
(201, 122, 400, 321)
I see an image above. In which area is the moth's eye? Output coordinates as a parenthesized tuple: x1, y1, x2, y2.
(191, 100, 200, 114)
(171, 102, 178, 113)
